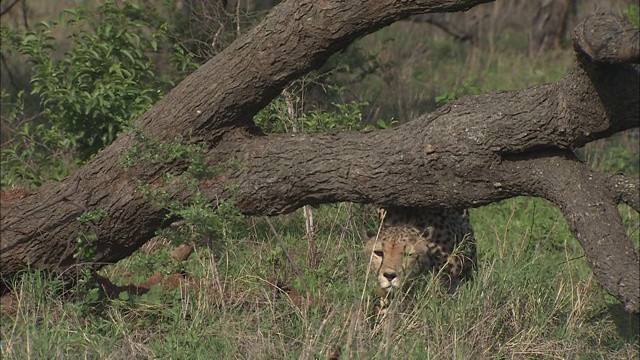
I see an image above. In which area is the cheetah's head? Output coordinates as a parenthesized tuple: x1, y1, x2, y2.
(365, 226, 435, 293)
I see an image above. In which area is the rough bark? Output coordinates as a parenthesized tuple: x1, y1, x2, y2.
(0, 1, 639, 311)
(572, 12, 640, 63)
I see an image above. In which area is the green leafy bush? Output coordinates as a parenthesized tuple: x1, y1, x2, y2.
(254, 85, 396, 134)
(0, 90, 76, 188)
(1, 1, 196, 189)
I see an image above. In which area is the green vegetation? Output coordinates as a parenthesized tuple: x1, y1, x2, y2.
(624, 3, 640, 29)
(1, 0, 638, 359)
(0, 1, 195, 189)
(2, 200, 638, 358)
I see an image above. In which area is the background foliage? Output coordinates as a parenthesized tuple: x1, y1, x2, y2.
(1, 0, 197, 188)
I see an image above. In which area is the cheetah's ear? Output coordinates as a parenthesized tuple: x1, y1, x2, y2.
(423, 226, 435, 240)
(362, 228, 380, 254)
(360, 228, 378, 242)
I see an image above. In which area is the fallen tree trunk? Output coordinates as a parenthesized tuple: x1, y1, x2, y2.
(1, 1, 639, 311)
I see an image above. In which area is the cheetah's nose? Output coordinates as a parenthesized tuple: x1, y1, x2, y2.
(383, 272, 397, 281)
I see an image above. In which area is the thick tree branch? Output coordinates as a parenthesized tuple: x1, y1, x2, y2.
(0, 0, 496, 281)
(573, 13, 640, 63)
(138, 0, 495, 144)
(606, 173, 640, 212)
(502, 153, 639, 312)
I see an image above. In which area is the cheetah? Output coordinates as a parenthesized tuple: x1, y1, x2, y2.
(365, 207, 476, 298)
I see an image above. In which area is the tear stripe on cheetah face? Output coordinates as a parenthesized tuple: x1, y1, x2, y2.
(366, 226, 436, 293)
(378, 207, 476, 269)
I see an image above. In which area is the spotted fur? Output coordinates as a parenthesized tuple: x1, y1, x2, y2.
(366, 207, 476, 295)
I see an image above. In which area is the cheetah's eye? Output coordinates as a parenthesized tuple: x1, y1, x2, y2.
(373, 250, 384, 257)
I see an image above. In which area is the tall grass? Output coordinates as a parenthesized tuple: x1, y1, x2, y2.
(2, 199, 638, 359)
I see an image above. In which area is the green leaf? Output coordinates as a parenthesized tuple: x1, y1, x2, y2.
(22, 34, 38, 44)
(120, 49, 134, 63)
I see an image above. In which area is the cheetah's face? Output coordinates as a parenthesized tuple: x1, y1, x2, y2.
(365, 227, 433, 293)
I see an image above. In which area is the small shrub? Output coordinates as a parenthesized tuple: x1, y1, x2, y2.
(1, 0, 200, 189)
